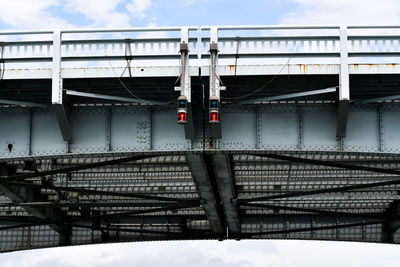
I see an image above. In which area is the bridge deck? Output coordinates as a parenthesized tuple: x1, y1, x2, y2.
(1, 25, 400, 252)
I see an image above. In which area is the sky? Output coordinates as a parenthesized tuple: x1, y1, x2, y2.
(1, 0, 400, 266)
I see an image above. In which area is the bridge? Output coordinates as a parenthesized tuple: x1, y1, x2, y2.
(1, 25, 400, 252)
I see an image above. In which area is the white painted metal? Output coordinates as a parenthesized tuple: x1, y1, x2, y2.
(51, 30, 62, 104)
(1, 25, 400, 79)
(339, 26, 350, 101)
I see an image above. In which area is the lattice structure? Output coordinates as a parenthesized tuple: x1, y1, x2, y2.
(0, 151, 400, 252)
(1, 25, 400, 252)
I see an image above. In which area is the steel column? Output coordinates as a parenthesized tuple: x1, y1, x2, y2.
(212, 153, 240, 234)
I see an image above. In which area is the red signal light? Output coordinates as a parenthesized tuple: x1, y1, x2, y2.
(209, 111, 219, 123)
(177, 111, 187, 124)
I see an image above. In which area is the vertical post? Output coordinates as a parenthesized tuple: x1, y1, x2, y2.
(52, 30, 72, 141)
(209, 27, 219, 100)
(337, 25, 349, 138)
(209, 27, 221, 139)
(339, 25, 350, 101)
(180, 27, 191, 102)
(28, 108, 33, 155)
(52, 30, 62, 105)
(378, 104, 384, 152)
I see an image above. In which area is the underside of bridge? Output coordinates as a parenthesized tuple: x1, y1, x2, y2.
(1, 74, 400, 252)
(1, 25, 400, 252)
(1, 150, 400, 252)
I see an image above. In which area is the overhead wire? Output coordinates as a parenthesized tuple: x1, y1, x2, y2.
(106, 58, 176, 106)
(106, 59, 155, 105)
(221, 54, 293, 101)
(123, 38, 150, 101)
(104, 38, 177, 106)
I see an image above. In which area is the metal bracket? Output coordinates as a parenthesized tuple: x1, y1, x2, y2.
(178, 27, 194, 139)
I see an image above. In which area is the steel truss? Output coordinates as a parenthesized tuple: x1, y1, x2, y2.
(0, 151, 399, 252)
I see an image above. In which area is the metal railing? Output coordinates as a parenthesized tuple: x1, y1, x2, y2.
(1, 25, 400, 71)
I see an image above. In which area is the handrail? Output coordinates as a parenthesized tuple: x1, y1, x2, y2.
(0, 25, 399, 67)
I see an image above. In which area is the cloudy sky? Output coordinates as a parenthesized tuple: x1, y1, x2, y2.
(1, 0, 400, 266)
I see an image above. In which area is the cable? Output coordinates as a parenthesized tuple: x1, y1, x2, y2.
(107, 58, 154, 105)
(221, 54, 293, 101)
(123, 39, 149, 100)
(106, 56, 175, 106)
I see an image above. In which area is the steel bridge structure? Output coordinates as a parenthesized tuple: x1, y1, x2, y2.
(1, 25, 400, 252)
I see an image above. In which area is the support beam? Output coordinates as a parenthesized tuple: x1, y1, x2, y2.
(65, 90, 163, 105)
(337, 25, 350, 138)
(337, 100, 349, 138)
(242, 203, 382, 220)
(381, 202, 400, 243)
(1, 154, 155, 182)
(212, 153, 240, 233)
(9, 181, 188, 203)
(360, 95, 400, 104)
(240, 177, 400, 203)
(83, 203, 201, 220)
(0, 164, 70, 242)
(0, 222, 49, 232)
(252, 153, 400, 176)
(0, 200, 200, 209)
(238, 220, 384, 238)
(0, 99, 48, 108)
(53, 102, 72, 142)
(239, 87, 338, 105)
(52, 30, 72, 141)
(186, 153, 224, 234)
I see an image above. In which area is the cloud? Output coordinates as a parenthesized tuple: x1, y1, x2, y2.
(280, 0, 400, 25)
(126, 0, 153, 19)
(64, 0, 131, 28)
(0, 0, 69, 29)
(1, 240, 400, 267)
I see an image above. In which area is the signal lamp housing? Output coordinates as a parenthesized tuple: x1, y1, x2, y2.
(209, 98, 220, 123)
(177, 97, 188, 124)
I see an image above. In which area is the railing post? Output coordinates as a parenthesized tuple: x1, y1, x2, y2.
(52, 30, 72, 141)
(52, 30, 62, 105)
(337, 25, 349, 138)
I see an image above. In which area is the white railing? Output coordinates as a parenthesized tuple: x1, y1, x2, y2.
(1, 25, 400, 72)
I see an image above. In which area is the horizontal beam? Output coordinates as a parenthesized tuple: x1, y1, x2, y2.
(242, 203, 383, 219)
(238, 220, 384, 238)
(252, 153, 400, 176)
(0, 200, 201, 208)
(240, 177, 400, 203)
(360, 95, 400, 104)
(68, 223, 184, 236)
(65, 90, 163, 105)
(9, 181, 193, 203)
(239, 87, 337, 104)
(83, 203, 200, 220)
(0, 99, 48, 108)
(0, 222, 49, 232)
(1, 154, 155, 182)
